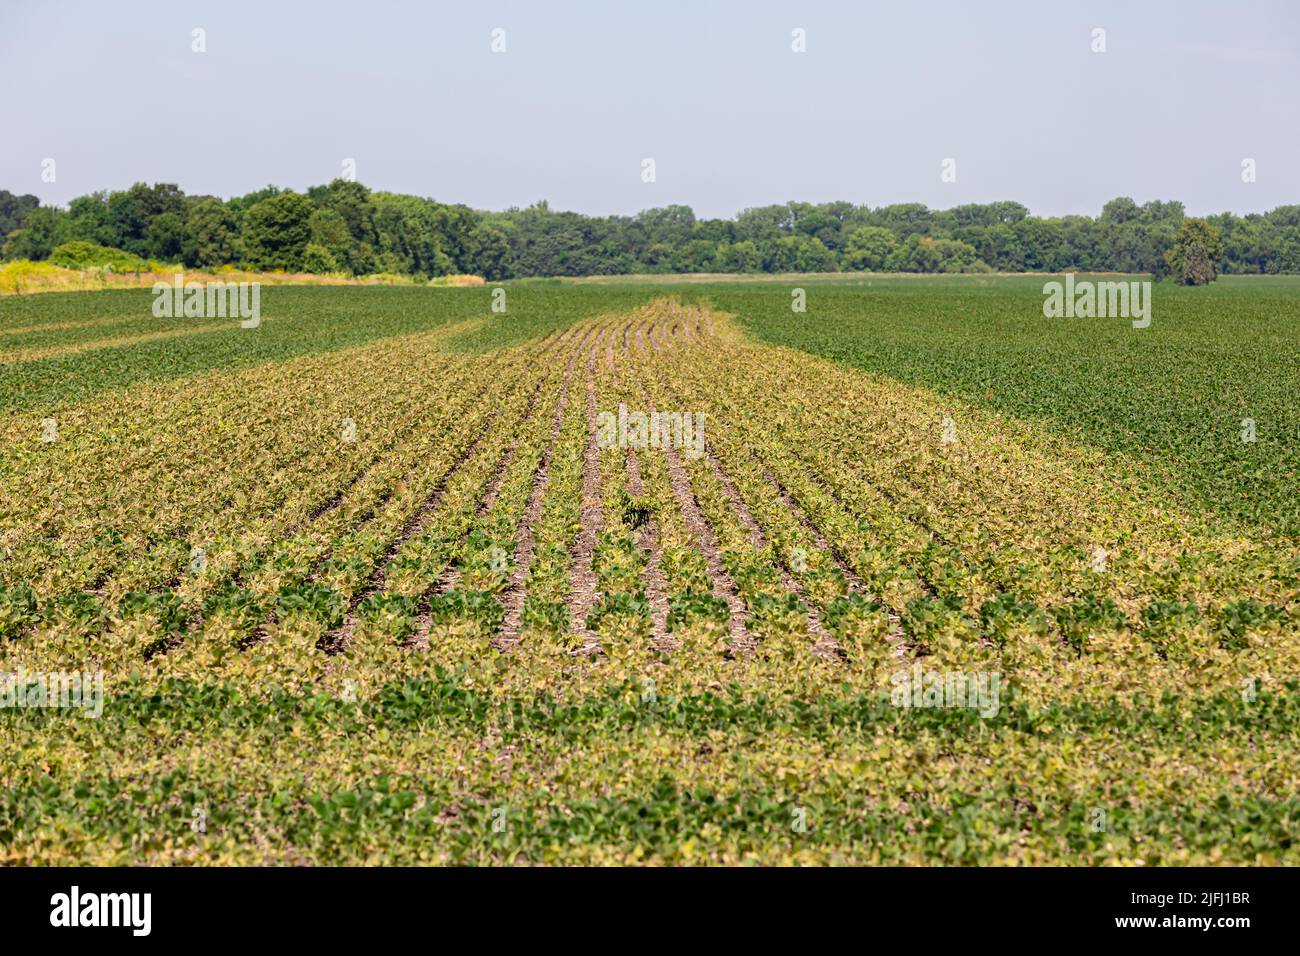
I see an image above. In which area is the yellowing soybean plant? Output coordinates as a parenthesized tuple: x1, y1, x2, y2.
(2, 278, 1298, 865)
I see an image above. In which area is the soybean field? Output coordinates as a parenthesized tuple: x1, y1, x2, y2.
(1, 277, 1298, 864)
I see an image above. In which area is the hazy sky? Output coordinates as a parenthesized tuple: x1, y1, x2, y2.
(2, 0, 1297, 219)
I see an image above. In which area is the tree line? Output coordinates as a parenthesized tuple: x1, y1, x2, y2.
(2, 181, 1297, 280)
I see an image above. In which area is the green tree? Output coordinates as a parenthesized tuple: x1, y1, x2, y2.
(227, 185, 282, 228)
(104, 183, 185, 255)
(64, 193, 114, 246)
(308, 208, 352, 267)
(887, 235, 983, 273)
(669, 238, 720, 273)
(1100, 196, 1140, 225)
(870, 203, 934, 239)
(635, 205, 696, 246)
(464, 222, 512, 279)
(310, 179, 375, 240)
(951, 201, 1030, 228)
(309, 179, 380, 273)
(1, 206, 66, 260)
(145, 212, 185, 261)
(241, 192, 314, 271)
(0, 190, 40, 246)
(726, 240, 761, 272)
(182, 197, 238, 268)
(301, 243, 339, 274)
(371, 192, 444, 276)
(1165, 218, 1224, 285)
(843, 226, 897, 270)
(1140, 199, 1184, 224)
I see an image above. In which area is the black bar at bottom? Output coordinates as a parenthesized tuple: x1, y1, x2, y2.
(0, 866, 1287, 942)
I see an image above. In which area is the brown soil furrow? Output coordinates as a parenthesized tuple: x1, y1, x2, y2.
(322, 339, 570, 655)
(704, 354, 914, 653)
(496, 324, 593, 648)
(660, 430, 749, 653)
(753, 464, 904, 661)
(233, 366, 539, 655)
(766, 443, 941, 601)
(696, 434, 834, 654)
(292, 343, 551, 582)
(757, 462, 869, 595)
(400, 333, 585, 652)
(652, 315, 668, 348)
(626, 447, 672, 650)
(650, 311, 680, 351)
(667, 316, 685, 349)
(432, 564, 460, 597)
(658, 313, 679, 350)
(478, 362, 553, 517)
(647, 310, 668, 350)
(93, 351, 515, 611)
(626, 332, 750, 652)
(637, 313, 656, 351)
(603, 323, 621, 375)
(687, 347, 941, 608)
(404, 561, 463, 651)
(628, 319, 648, 361)
(565, 330, 607, 651)
(307, 333, 569, 530)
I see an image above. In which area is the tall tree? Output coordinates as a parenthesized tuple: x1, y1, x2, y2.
(1165, 218, 1225, 285)
(241, 192, 314, 271)
(0, 190, 40, 246)
(183, 197, 238, 268)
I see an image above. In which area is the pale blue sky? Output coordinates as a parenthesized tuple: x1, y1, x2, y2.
(2, 0, 1296, 218)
